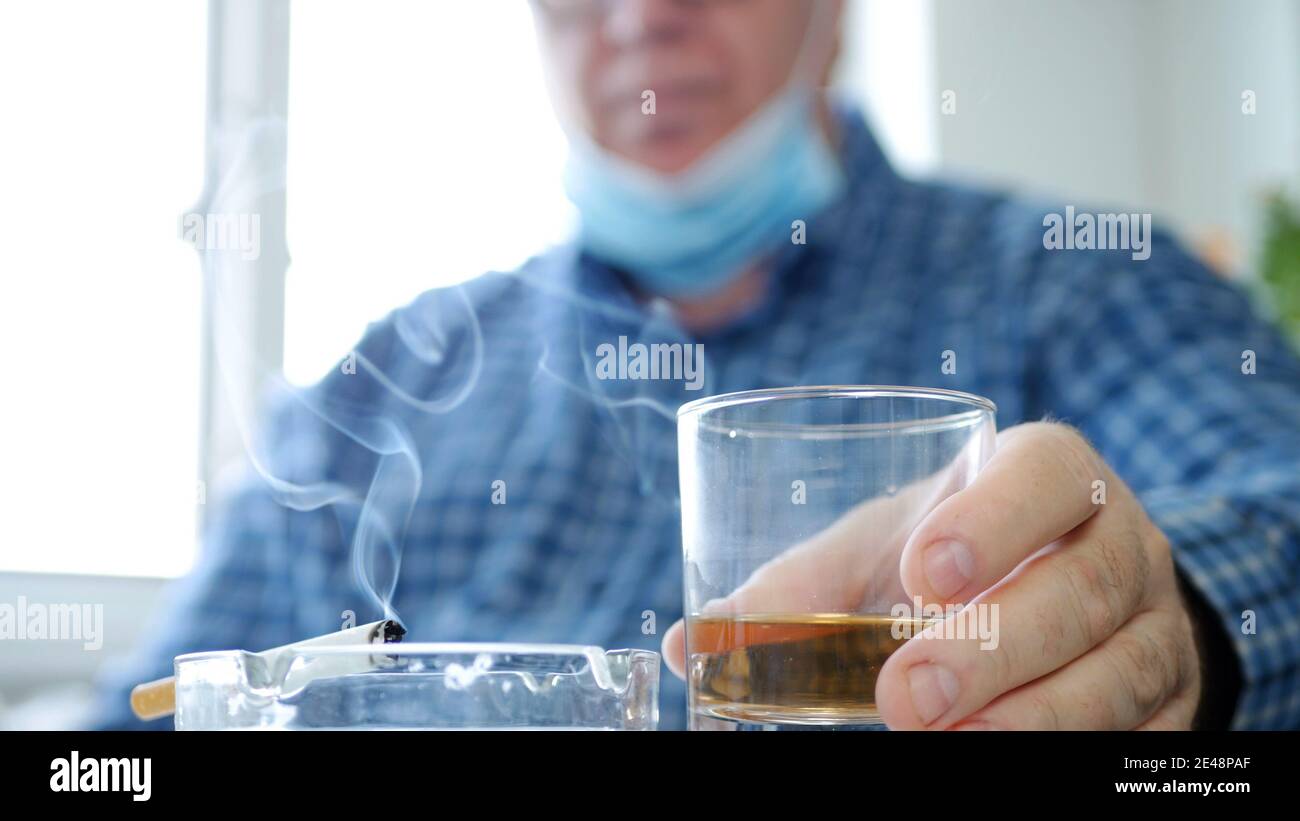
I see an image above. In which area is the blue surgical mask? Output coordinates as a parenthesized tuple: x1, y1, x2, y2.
(561, 86, 845, 298)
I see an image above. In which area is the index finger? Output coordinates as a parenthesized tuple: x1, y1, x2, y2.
(899, 421, 1110, 604)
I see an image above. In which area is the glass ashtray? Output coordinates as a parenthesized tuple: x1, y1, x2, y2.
(173, 643, 660, 730)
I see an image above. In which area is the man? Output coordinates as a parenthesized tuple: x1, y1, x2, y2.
(93, 0, 1300, 730)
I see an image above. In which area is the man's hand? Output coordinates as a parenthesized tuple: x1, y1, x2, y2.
(663, 421, 1204, 730)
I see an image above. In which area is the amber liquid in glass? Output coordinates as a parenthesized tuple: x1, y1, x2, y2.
(688, 613, 929, 725)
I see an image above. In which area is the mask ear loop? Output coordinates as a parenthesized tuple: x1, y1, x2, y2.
(773, 1, 845, 173)
(786, 0, 842, 93)
(716, 0, 839, 167)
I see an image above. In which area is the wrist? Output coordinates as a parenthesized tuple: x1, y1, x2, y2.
(1175, 564, 1242, 729)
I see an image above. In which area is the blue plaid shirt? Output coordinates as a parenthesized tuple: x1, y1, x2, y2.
(93, 109, 1300, 730)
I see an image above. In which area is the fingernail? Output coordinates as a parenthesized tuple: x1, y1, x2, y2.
(908, 663, 960, 725)
(923, 539, 974, 598)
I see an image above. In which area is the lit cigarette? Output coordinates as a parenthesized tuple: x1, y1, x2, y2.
(129, 619, 405, 721)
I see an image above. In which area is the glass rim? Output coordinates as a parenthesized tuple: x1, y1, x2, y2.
(676, 385, 998, 420)
(174, 643, 658, 664)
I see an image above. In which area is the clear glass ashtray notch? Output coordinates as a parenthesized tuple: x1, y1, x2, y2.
(173, 642, 660, 730)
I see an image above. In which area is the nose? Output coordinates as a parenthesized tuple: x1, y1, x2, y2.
(602, 0, 699, 47)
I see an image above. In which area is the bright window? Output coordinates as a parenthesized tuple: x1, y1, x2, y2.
(283, 1, 573, 385)
(0, 1, 206, 577)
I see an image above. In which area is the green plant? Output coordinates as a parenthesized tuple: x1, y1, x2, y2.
(1258, 190, 1300, 350)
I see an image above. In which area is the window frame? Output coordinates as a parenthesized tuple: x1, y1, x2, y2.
(196, 0, 292, 519)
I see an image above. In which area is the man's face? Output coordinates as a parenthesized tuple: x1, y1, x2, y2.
(532, 0, 839, 174)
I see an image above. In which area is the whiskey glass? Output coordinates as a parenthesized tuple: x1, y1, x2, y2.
(677, 386, 997, 729)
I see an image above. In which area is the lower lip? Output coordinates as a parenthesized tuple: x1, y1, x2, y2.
(613, 114, 697, 147)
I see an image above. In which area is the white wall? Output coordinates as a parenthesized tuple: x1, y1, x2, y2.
(1144, 0, 1300, 262)
(930, 0, 1300, 273)
(838, 0, 939, 175)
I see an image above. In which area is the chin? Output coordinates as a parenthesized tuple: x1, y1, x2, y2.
(614, 123, 732, 175)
